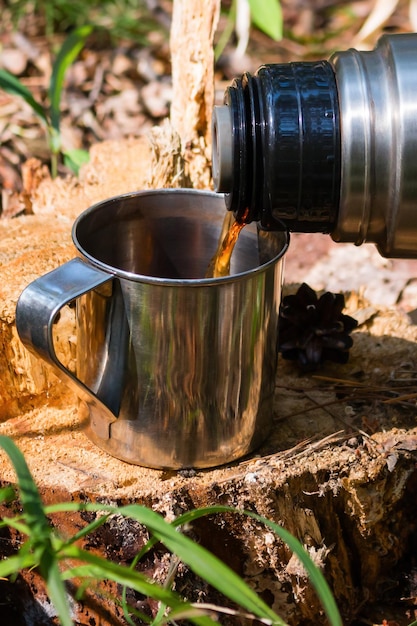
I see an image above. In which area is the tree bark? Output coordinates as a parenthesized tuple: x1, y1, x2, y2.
(146, 0, 222, 190)
(170, 0, 220, 150)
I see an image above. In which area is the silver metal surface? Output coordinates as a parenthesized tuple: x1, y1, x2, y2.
(212, 105, 234, 191)
(16, 189, 288, 469)
(331, 33, 417, 257)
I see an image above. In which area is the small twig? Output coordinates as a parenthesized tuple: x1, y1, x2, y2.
(187, 602, 278, 625)
(312, 374, 367, 386)
(278, 375, 417, 412)
(289, 430, 348, 461)
(303, 389, 347, 421)
(55, 461, 110, 482)
(275, 396, 353, 421)
(383, 392, 417, 404)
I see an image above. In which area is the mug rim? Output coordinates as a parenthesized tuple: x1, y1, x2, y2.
(72, 188, 290, 285)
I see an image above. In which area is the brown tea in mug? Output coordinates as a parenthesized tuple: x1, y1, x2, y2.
(206, 211, 247, 278)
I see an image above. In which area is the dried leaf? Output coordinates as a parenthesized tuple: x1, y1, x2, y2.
(386, 452, 398, 472)
(396, 436, 417, 452)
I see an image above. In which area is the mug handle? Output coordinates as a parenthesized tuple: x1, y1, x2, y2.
(15, 257, 117, 439)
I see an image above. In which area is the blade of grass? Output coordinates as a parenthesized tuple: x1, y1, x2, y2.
(62, 513, 111, 545)
(0, 517, 32, 535)
(60, 546, 218, 626)
(0, 436, 74, 626)
(248, 511, 342, 626)
(0, 436, 50, 544)
(0, 486, 17, 503)
(0, 69, 48, 123)
(215, 0, 237, 61)
(49, 25, 93, 152)
(61, 545, 190, 604)
(53, 502, 284, 624)
(41, 550, 74, 626)
(63, 148, 90, 174)
(0, 549, 37, 579)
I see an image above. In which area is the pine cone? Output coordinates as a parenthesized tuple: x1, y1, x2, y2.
(278, 283, 358, 372)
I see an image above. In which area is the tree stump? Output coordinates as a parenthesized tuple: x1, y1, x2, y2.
(1, 138, 417, 625)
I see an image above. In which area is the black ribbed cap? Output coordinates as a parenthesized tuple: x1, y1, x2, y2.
(223, 61, 341, 232)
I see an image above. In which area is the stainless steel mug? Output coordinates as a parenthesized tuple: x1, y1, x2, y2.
(16, 189, 288, 469)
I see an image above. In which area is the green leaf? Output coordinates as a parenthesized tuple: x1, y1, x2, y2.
(49, 25, 93, 138)
(0, 436, 49, 543)
(247, 0, 282, 41)
(54, 503, 284, 624)
(0, 436, 73, 625)
(41, 550, 74, 626)
(61, 545, 179, 603)
(0, 69, 48, 123)
(247, 512, 343, 626)
(61, 545, 217, 623)
(0, 486, 16, 504)
(0, 517, 31, 536)
(0, 550, 36, 578)
(63, 148, 90, 174)
(63, 513, 110, 546)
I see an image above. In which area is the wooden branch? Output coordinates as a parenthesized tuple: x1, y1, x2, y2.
(170, 0, 220, 150)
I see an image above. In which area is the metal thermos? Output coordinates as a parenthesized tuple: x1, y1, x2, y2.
(212, 33, 417, 258)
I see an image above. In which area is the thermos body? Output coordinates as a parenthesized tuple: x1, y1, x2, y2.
(212, 33, 417, 258)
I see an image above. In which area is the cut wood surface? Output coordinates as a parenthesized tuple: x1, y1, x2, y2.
(1, 140, 417, 625)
